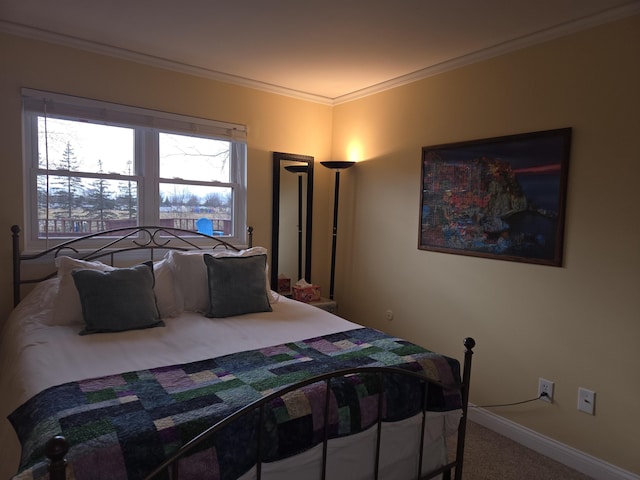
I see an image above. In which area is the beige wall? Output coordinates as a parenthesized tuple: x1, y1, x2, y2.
(0, 33, 336, 319)
(1, 13, 639, 475)
(332, 15, 640, 474)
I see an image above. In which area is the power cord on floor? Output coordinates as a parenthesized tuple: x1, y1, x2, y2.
(470, 392, 549, 408)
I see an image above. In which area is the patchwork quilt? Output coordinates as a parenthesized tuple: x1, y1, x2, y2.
(9, 328, 461, 480)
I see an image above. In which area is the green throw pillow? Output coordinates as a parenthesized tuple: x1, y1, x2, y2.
(72, 262, 163, 335)
(204, 254, 272, 318)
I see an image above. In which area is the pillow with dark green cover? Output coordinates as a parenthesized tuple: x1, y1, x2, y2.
(204, 253, 272, 318)
(72, 261, 164, 335)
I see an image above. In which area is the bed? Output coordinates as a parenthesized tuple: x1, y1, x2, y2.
(1, 225, 475, 480)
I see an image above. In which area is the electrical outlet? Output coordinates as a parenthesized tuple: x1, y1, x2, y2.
(578, 387, 596, 415)
(538, 378, 554, 403)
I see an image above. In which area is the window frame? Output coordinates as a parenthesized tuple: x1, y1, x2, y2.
(21, 89, 247, 251)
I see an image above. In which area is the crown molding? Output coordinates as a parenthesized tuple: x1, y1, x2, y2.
(332, 2, 640, 105)
(2, 2, 639, 107)
(0, 20, 335, 106)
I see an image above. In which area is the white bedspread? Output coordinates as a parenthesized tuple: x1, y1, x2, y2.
(0, 279, 361, 479)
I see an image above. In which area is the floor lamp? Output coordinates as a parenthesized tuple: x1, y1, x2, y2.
(284, 164, 308, 281)
(320, 160, 355, 300)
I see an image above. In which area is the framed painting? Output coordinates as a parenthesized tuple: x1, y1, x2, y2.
(419, 128, 572, 266)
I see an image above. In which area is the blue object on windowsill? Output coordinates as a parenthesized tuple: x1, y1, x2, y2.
(195, 218, 213, 236)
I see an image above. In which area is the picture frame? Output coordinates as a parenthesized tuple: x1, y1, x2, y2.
(419, 128, 572, 266)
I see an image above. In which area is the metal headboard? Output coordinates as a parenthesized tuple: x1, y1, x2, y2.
(11, 225, 254, 307)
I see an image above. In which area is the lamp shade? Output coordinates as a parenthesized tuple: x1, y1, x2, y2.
(284, 165, 308, 174)
(320, 161, 355, 170)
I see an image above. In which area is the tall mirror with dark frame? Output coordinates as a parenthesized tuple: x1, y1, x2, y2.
(271, 152, 314, 296)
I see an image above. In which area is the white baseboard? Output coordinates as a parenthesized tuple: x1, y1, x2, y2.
(468, 406, 640, 480)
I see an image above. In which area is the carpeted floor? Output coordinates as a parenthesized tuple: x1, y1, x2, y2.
(450, 421, 594, 480)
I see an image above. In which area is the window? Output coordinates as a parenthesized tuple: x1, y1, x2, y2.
(22, 89, 247, 248)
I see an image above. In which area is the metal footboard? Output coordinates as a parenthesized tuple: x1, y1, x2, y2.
(44, 338, 474, 480)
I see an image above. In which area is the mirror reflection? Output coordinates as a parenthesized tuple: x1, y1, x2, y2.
(271, 152, 314, 295)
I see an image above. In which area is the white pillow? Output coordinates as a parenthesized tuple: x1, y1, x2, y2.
(51, 257, 115, 326)
(50, 256, 179, 326)
(166, 247, 275, 313)
(153, 258, 181, 318)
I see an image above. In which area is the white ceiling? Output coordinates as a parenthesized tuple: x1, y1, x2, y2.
(1, 0, 639, 104)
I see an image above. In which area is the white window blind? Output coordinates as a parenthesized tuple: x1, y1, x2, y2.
(22, 88, 247, 142)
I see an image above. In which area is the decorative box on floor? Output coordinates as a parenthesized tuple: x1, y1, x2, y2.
(292, 284, 321, 303)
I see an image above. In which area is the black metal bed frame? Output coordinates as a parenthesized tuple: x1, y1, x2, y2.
(10, 225, 475, 480)
(11, 224, 252, 307)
